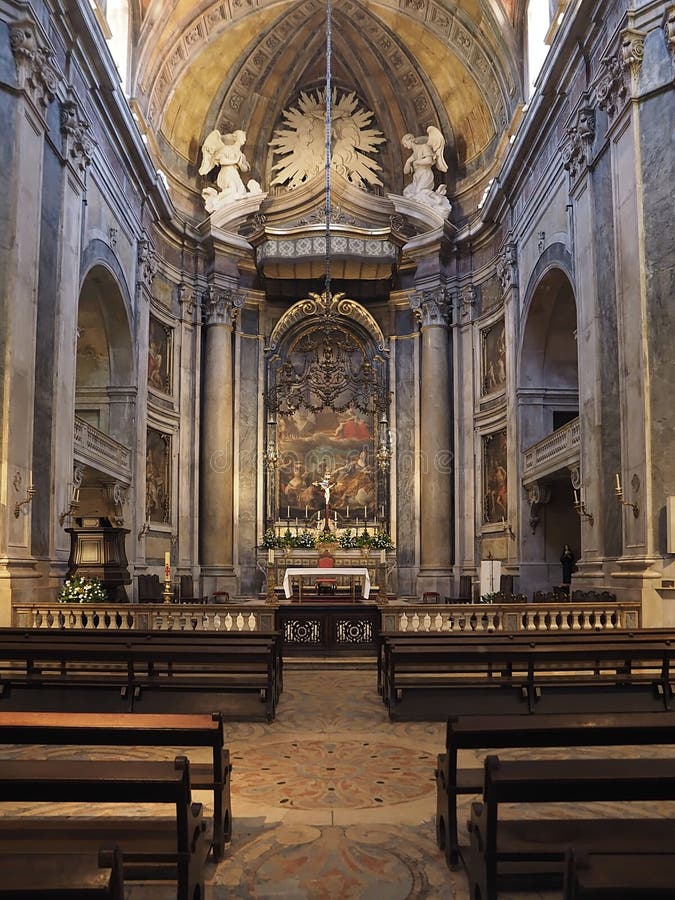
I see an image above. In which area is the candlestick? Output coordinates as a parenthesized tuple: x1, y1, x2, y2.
(268, 549, 274, 564)
(334, 510, 337, 523)
(164, 551, 171, 580)
(574, 489, 579, 504)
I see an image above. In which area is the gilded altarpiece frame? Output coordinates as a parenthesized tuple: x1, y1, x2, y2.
(264, 293, 390, 527)
(483, 428, 508, 524)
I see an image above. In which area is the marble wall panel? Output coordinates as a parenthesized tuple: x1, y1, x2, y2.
(394, 337, 417, 590)
(237, 327, 261, 595)
(31, 142, 61, 557)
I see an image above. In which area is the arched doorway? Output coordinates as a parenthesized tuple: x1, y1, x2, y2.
(518, 266, 580, 596)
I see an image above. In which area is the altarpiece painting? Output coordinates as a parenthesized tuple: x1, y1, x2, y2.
(481, 319, 506, 395)
(483, 428, 508, 524)
(147, 316, 172, 394)
(146, 428, 170, 524)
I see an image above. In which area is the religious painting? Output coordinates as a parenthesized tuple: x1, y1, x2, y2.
(277, 406, 376, 522)
(146, 428, 170, 523)
(481, 319, 506, 395)
(147, 317, 172, 394)
(483, 429, 508, 524)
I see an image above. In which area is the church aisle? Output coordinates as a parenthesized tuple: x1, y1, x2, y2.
(2, 667, 658, 898)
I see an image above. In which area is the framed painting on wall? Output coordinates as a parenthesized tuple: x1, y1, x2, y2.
(483, 429, 507, 524)
(146, 428, 170, 524)
(147, 317, 172, 394)
(481, 319, 506, 395)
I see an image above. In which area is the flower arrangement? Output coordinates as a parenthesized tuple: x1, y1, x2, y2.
(57, 575, 108, 604)
(294, 529, 316, 549)
(260, 528, 280, 549)
(337, 528, 359, 550)
(369, 530, 395, 550)
(479, 592, 498, 604)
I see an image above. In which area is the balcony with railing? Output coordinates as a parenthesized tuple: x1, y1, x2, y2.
(73, 417, 132, 483)
(522, 416, 580, 484)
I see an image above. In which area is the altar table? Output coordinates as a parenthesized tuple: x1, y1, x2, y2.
(282, 567, 371, 601)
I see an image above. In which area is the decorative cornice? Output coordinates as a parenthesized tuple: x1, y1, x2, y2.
(560, 99, 596, 180)
(137, 233, 158, 292)
(9, 17, 60, 112)
(60, 98, 93, 172)
(496, 241, 518, 293)
(409, 288, 450, 327)
(203, 286, 245, 327)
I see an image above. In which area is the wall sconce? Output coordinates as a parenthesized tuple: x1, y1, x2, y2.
(138, 521, 150, 540)
(58, 498, 79, 527)
(14, 485, 35, 518)
(615, 473, 639, 517)
(573, 488, 594, 526)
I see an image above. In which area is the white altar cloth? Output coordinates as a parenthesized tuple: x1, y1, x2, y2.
(282, 567, 371, 600)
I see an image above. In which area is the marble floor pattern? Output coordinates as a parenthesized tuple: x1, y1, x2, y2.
(1, 665, 674, 898)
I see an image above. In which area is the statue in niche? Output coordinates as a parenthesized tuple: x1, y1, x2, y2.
(199, 129, 262, 213)
(401, 126, 451, 215)
(270, 89, 385, 190)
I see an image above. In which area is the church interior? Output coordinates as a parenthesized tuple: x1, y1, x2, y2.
(1, 0, 675, 895)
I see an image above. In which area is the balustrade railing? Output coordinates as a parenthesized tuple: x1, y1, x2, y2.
(73, 417, 132, 481)
(12, 602, 277, 633)
(381, 600, 641, 634)
(522, 417, 580, 482)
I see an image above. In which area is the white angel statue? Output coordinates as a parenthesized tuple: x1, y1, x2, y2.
(401, 126, 451, 215)
(199, 129, 262, 213)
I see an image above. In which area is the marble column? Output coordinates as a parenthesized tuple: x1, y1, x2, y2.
(200, 287, 244, 584)
(410, 289, 453, 595)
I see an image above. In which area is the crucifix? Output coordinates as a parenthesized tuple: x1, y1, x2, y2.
(313, 470, 336, 532)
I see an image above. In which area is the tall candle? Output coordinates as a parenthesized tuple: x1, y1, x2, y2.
(164, 551, 171, 580)
(364, 505, 367, 518)
(346, 505, 349, 518)
(287, 506, 290, 519)
(268, 549, 274, 564)
(334, 510, 337, 523)
(305, 505, 308, 518)
(380, 549, 386, 564)
(615, 473, 621, 491)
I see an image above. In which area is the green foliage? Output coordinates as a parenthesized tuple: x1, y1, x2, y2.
(369, 530, 395, 550)
(57, 575, 108, 604)
(337, 528, 359, 550)
(260, 528, 280, 549)
(294, 530, 316, 549)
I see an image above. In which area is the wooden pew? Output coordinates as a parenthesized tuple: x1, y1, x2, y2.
(467, 754, 675, 900)
(0, 755, 209, 900)
(0, 631, 280, 722)
(563, 848, 675, 898)
(435, 710, 675, 869)
(382, 635, 675, 720)
(0, 710, 231, 860)
(0, 847, 124, 898)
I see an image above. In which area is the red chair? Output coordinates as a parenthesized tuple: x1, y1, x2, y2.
(315, 553, 337, 595)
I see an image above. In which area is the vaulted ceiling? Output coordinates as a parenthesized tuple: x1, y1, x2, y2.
(130, 0, 523, 224)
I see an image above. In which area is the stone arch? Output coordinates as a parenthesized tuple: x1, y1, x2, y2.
(76, 260, 135, 447)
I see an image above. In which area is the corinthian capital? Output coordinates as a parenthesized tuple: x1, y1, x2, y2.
(9, 18, 60, 112)
(409, 289, 450, 327)
(61, 98, 93, 172)
(203, 287, 246, 327)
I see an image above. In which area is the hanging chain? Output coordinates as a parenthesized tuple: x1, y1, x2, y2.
(324, 0, 332, 300)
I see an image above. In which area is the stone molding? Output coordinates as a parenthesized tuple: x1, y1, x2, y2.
(137, 233, 158, 292)
(409, 288, 450, 327)
(60, 98, 93, 173)
(560, 98, 596, 180)
(525, 481, 551, 534)
(203, 286, 245, 327)
(9, 16, 60, 113)
(496, 241, 518, 293)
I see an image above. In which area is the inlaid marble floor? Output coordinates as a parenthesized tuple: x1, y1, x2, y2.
(1, 665, 673, 898)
